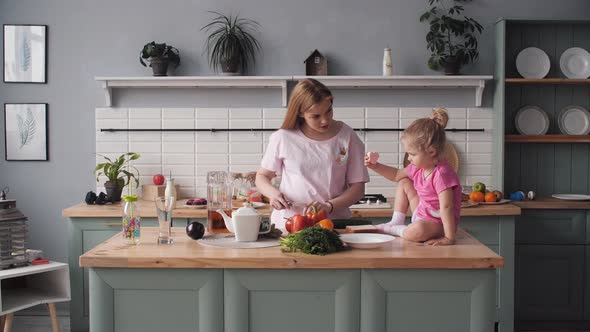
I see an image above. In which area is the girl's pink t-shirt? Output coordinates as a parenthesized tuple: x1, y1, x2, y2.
(260, 123, 369, 227)
(406, 160, 461, 225)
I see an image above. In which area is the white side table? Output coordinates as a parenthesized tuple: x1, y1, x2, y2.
(0, 262, 70, 332)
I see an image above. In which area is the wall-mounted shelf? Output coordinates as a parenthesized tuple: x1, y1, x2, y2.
(505, 78, 590, 84)
(95, 76, 290, 107)
(505, 134, 590, 143)
(96, 75, 493, 107)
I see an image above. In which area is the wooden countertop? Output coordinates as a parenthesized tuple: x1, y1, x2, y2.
(511, 197, 590, 209)
(63, 199, 521, 218)
(79, 227, 503, 269)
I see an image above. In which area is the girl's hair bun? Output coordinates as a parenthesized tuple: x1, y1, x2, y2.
(430, 107, 449, 129)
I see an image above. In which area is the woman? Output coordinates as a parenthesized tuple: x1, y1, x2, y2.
(255, 79, 369, 229)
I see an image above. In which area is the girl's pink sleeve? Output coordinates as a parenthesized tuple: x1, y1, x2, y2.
(260, 131, 282, 173)
(432, 166, 460, 194)
(346, 132, 369, 183)
(405, 163, 417, 181)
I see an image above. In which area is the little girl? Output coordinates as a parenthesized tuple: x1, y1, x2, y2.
(365, 108, 461, 246)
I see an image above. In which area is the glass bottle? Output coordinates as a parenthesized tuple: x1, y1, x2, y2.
(122, 195, 141, 245)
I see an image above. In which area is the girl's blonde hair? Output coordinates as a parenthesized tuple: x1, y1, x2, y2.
(281, 79, 333, 129)
(402, 107, 449, 155)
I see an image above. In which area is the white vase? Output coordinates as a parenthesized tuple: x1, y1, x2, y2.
(383, 48, 393, 76)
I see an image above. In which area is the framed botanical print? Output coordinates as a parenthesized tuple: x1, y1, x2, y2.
(3, 25, 47, 83)
(4, 103, 48, 161)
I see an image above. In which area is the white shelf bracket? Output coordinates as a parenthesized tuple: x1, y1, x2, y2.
(281, 80, 288, 107)
(475, 81, 485, 107)
(101, 82, 112, 107)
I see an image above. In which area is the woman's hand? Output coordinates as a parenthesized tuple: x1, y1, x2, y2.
(269, 192, 290, 210)
(425, 237, 455, 246)
(364, 152, 380, 169)
(303, 201, 331, 216)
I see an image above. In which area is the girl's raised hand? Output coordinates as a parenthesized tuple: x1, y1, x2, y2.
(364, 152, 380, 169)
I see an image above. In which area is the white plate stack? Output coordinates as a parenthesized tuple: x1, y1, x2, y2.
(0, 203, 28, 269)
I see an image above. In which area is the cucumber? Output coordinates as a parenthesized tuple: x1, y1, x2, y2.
(331, 218, 373, 229)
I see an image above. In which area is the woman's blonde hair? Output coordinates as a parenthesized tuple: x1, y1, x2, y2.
(402, 107, 449, 155)
(281, 79, 333, 129)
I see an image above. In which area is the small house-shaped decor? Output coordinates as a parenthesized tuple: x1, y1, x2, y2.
(304, 49, 327, 76)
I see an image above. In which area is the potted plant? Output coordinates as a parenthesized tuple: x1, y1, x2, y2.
(139, 41, 180, 76)
(419, 0, 483, 75)
(201, 11, 262, 75)
(94, 152, 141, 202)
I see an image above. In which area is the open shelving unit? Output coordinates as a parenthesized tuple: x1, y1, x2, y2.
(505, 78, 590, 84)
(505, 135, 590, 143)
(96, 75, 492, 107)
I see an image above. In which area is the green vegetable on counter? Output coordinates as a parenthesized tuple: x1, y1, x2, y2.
(279, 226, 344, 256)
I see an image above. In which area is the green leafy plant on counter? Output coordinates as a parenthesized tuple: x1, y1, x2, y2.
(280, 226, 344, 256)
(94, 152, 141, 189)
(419, 0, 483, 74)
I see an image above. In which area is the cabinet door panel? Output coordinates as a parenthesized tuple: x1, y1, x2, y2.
(515, 245, 584, 321)
(516, 210, 586, 244)
(460, 218, 499, 245)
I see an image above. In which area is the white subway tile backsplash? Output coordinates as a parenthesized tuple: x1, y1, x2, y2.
(229, 108, 262, 118)
(96, 105, 494, 199)
(466, 176, 493, 187)
(197, 142, 228, 154)
(335, 107, 364, 118)
(197, 108, 227, 119)
(163, 142, 194, 153)
(162, 108, 195, 119)
(163, 154, 194, 165)
(96, 108, 128, 119)
(130, 108, 160, 118)
(230, 142, 262, 154)
(366, 107, 398, 118)
(129, 142, 161, 153)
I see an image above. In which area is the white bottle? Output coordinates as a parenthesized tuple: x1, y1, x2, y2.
(164, 176, 176, 201)
(383, 48, 393, 76)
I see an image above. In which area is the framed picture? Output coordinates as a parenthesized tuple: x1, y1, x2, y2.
(3, 24, 47, 83)
(4, 103, 48, 161)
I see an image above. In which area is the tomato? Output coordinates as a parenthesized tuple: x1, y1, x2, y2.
(153, 174, 165, 185)
(306, 207, 327, 224)
(291, 214, 309, 233)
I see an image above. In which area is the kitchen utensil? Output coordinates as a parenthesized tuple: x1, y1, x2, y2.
(207, 171, 233, 233)
(557, 105, 590, 135)
(551, 194, 590, 201)
(479, 199, 511, 205)
(516, 47, 550, 78)
(217, 202, 270, 242)
(559, 47, 590, 79)
(514, 105, 549, 135)
(339, 233, 395, 249)
(403, 142, 459, 172)
(198, 234, 279, 248)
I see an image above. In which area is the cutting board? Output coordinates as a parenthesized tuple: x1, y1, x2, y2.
(350, 202, 392, 209)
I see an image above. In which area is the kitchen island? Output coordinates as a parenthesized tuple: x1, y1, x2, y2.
(64, 201, 520, 332)
(81, 227, 501, 332)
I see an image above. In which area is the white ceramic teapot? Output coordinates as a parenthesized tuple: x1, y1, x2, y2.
(217, 202, 270, 242)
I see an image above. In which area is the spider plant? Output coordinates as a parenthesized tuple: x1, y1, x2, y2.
(201, 11, 262, 74)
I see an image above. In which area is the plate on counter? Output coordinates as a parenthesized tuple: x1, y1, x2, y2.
(559, 47, 590, 79)
(557, 105, 590, 135)
(461, 201, 479, 208)
(551, 194, 590, 201)
(339, 233, 395, 249)
(515, 105, 550, 135)
(479, 199, 511, 205)
(516, 47, 550, 79)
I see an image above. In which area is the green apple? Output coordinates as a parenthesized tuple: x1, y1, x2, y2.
(473, 182, 486, 193)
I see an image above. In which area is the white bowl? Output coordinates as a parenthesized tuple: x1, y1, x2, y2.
(560, 47, 590, 79)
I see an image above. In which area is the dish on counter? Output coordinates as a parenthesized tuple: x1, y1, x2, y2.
(551, 194, 590, 201)
(559, 47, 590, 79)
(184, 198, 207, 208)
(461, 201, 479, 208)
(478, 199, 511, 205)
(516, 47, 550, 79)
(515, 105, 550, 135)
(557, 105, 590, 135)
(232, 201, 267, 209)
(339, 233, 395, 249)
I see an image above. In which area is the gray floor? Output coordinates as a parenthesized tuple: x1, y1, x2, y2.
(11, 315, 70, 332)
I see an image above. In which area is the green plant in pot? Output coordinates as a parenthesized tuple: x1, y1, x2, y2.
(419, 0, 483, 75)
(139, 41, 180, 76)
(201, 11, 262, 75)
(94, 152, 141, 202)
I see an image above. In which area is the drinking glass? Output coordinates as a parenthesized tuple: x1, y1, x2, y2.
(155, 196, 175, 244)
